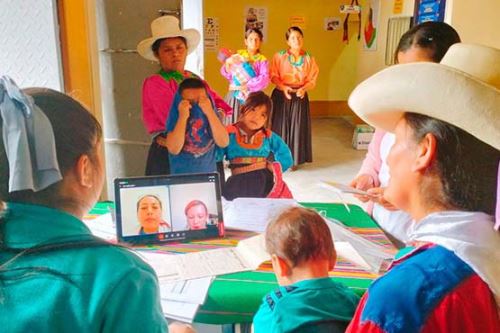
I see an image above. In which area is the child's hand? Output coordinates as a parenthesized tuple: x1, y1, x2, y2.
(179, 100, 192, 121)
(198, 95, 214, 115)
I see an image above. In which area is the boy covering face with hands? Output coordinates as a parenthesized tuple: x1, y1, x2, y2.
(166, 78, 229, 174)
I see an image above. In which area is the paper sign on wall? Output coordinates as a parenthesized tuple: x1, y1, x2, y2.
(204, 17, 219, 51)
(393, 0, 404, 14)
(244, 6, 268, 38)
(340, 4, 361, 14)
(289, 16, 307, 29)
(324, 17, 341, 31)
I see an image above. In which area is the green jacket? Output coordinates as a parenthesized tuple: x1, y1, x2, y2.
(253, 277, 359, 333)
(0, 202, 168, 332)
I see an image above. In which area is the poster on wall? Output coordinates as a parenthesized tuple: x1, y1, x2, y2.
(204, 17, 219, 51)
(414, 0, 446, 24)
(393, 0, 404, 14)
(324, 17, 341, 31)
(289, 16, 307, 29)
(363, 0, 381, 51)
(244, 6, 268, 37)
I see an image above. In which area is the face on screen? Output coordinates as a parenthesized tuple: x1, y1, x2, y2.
(137, 195, 163, 233)
(185, 202, 208, 230)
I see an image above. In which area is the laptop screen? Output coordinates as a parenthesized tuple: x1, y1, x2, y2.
(114, 173, 224, 244)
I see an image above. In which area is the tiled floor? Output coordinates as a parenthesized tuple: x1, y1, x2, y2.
(283, 117, 367, 205)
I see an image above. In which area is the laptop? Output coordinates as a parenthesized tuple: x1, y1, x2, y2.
(114, 172, 224, 244)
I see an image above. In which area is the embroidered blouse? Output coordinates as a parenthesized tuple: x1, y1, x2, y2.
(217, 124, 293, 171)
(270, 49, 319, 88)
(142, 70, 232, 136)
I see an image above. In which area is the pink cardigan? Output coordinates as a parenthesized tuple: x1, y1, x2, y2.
(355, 129, 386, 215)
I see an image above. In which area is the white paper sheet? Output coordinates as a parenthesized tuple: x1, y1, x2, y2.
(320, 180, 372, 196)
(82, 212, 117, 241)
(135, 251, 180, 281)
(223, 197, 298, 232)
(326, 218, 394, 273)
(159, 277, 213, 304)
(334, 241, 371, 270)
(161, 299, 199, 323)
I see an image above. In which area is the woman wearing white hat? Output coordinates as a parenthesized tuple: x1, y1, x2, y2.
(138, 16, 232, 175)
(346, 43, 500, 332)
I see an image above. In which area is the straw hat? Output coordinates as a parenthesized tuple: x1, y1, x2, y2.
(348, 43, 500, 150)
(137, 16, 200, 61)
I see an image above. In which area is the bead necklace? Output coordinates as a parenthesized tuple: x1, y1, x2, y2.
(287, 50, 304, 67)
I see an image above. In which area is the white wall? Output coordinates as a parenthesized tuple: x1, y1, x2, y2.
(0, 0, 62, 90)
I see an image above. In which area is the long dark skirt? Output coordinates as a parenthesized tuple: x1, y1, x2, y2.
(222, 169, 274, 201)
(271, 88, 312, 165)
(223, 92, 242, 125)
(145, 138, 170, 176)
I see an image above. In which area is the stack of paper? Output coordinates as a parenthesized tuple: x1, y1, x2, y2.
(140, 234, 270, 282)
(325, 218, 395, 273)
(135, 251, 214, 323)
(223, 197, 298, 232)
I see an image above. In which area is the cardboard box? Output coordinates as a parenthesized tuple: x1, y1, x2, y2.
(352, 125, 374, 150)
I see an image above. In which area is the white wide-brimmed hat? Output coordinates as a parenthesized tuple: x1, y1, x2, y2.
(348, 43, 500, 150)
(137, 16, 200, 61)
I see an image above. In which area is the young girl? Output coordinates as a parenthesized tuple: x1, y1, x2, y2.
(220, 28, 269, 124)
(0, 78, 174, 332)
(217, 91, 293, 200)
(253, 207, 359, 332)
(270, 26, 319, 169)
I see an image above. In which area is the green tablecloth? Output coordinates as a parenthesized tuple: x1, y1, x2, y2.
(197, 203, 379, 324)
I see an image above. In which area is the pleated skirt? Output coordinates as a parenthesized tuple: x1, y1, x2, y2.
(145, 137, 170, 176)
(271, 88, 312, 165)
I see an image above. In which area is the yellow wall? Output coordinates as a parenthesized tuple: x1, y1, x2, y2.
(203, 0, 362, 101)
(58, 0, 94, 111)
(448, 0, 500, 49)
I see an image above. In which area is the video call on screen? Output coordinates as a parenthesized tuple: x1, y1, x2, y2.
(115, 173, 222, 243)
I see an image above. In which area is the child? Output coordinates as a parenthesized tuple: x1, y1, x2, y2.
(166, 78, 229, 174)
(253, 207, 360, 333)
(217, 91, 293, 200)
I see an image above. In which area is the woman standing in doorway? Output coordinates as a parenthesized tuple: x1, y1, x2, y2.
(220, 28, 269, 124)
(270, 26, 319, 169)
(138, 16, 231, 176)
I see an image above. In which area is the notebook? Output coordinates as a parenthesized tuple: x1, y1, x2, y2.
(114, 172, 224, 244)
